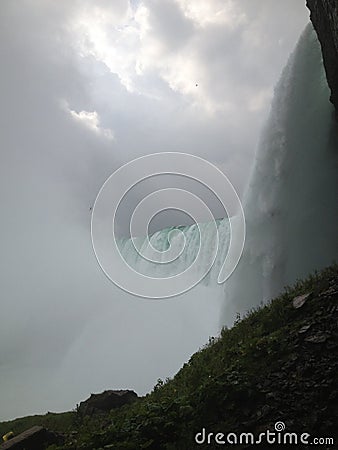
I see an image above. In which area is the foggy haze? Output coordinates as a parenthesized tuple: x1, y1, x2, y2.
(0, 0, 309, 420)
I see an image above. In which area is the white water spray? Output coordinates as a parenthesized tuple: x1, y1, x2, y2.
(118, 24, 337, 325)
(222, 24, 338, 322)
(118, 219, 230, 284)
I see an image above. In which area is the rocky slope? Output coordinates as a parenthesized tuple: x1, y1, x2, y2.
(1, 265, 337, 449)
(307, 0, 338, 114)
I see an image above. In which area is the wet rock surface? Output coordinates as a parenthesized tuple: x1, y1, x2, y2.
(246, 276, 338, 449)
(307, 0, 338, 115)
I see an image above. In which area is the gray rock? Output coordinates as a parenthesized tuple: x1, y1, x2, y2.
(0, 426, 61, 450)
(298, 324, 312, 333)
(292, 292, 311, 309)
(307, 0, 338, 115)
(78, 389, 138, 416)
(304, 332, 329, 344)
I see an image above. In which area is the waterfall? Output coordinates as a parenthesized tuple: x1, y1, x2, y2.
(222, 24, 338, 322)
(118, 24, 337, 324)
(118, 218, 231, 287)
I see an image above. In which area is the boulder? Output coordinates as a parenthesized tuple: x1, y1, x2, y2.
(0, 426, 61, 450)
(78, 390, 138, 416)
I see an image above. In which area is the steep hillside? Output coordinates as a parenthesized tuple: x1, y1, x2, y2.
(1, 265, 337, 449)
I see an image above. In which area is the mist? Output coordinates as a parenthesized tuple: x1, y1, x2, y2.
(0, 0, 309, 420)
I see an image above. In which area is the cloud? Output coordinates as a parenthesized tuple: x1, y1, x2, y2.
(68, 0, 308, 116)
(68, 106, 114, 140)
(177, 0, 246, 28)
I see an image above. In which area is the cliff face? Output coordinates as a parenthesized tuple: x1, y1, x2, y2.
(307, 0, 338, 114)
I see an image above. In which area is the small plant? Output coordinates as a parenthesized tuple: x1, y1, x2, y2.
(153, 378, 164, 392)
(234, 312, 241, 325)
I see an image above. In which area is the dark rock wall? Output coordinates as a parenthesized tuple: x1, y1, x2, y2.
(307, 0, 338, 114)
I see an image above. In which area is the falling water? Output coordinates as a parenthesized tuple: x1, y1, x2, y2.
(222, 24, 338, 322)
(118, 24, 337, 325)
(118, 219, 230, 285)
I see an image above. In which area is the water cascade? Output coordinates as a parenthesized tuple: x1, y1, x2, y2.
(118, 25, 337, 324)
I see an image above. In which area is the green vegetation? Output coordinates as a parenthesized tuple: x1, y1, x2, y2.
(1, 264, 337, 449)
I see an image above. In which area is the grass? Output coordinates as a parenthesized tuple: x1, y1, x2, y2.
(1, 263, 337, 449)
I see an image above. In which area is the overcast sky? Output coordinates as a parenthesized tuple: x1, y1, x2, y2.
(0, 0, 309, 420)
